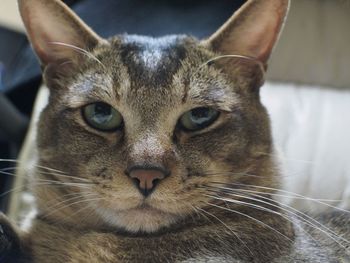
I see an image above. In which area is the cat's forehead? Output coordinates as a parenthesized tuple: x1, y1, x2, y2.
(100, 35, 226, 107)
(120, 35, 185, 69)
(64, 34, 236, 116)
(113, 35, 191, 90)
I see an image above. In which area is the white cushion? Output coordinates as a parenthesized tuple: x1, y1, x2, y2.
(261, 82, 350, 212)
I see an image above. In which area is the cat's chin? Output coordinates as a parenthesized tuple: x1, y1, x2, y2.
(95, 205, 179, 233)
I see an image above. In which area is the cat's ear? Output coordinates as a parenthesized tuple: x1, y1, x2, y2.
(205, 0, 290, 65)
(18, 0, 103, 66)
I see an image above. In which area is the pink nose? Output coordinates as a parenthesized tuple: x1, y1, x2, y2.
(128, 169, 166, 196)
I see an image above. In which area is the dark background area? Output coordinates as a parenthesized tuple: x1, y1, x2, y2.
(0, 0, 245, 212)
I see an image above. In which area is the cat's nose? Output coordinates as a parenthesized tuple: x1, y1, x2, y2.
(126, 166, 169, 197)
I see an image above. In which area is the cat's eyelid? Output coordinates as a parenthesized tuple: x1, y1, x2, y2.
(64, 74, 118, 109)
(203, 104, 233, 113)
(62, 94, 119, 111)
(188, 99, 238, 114)
(187, 85, 239, 111)
(80, 91, 118, 107)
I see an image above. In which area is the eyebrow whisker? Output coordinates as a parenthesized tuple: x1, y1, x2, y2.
(198, 54, 266, 75)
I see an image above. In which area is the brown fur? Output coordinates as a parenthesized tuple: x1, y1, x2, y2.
(0, 0, 349, 262)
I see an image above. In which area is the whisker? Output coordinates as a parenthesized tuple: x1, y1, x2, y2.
(196, 171, 302, 182)
(209, 182, 350, 213)
(205, 188, 350, 249)
(199, 169, 324, 181)
(235, 190, 350, 246)
(49, 42, 106, 68)
(0, 183, 55, 198)
(44, 193, 98, 218)
(0, 170, 19, 177)
(207, 183, 343, 204)
(45, 192, 86, 207)
(203, 193, 327, 248)
(61, 197, 104, 221)
(189, 205, 210, 222)
(36, 171, 94, 183)
(195, 171, 263, 178)
(0, 164, 94, 183)
(194, 205, 253, 256)
(257, 151, 317, 165)
(42, 196, 101, 219)
(0, 167, 20, 172)
(0, 159, 92, 185)
(198, 54, 266, 76)
(186, 204, 201, 223)
(0, 182, 92, 198)
(221, 187, 342, 203)
(0, 159, 68, 175)
(204, 193, 283, 217)
(33, 179, 94, 188)
(205, 201, 293, 243)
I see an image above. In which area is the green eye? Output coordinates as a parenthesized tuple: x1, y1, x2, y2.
(179, 107, 220, 131)
(82, 102, 123, 131)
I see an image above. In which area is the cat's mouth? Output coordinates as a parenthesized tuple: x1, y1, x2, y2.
(95, 200, 180, 233)
(130, 203, 165, 213)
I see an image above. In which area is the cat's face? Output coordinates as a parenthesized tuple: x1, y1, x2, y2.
(19, 0, 289, 233)
(36, 35, 272, 232)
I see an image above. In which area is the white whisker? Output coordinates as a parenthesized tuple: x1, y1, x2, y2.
(42, 196, 100, 219)
(198, 54, 265, 76)
(210, 182, 350, 213)
(49, 41, 106, 68)
(0, 182, 91, 198)
(206, 189, 350, 250)
(44, 193, 97, 217)
(0, 159, 67, 175)
(194, 205, 253, 256)
(206, 201, 293, 243)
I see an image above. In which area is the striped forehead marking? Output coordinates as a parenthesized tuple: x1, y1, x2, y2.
(140, 49, 163, 69)
(122, 35, 180, 70)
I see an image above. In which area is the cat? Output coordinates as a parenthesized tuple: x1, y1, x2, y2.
(0, 0, 350, 262)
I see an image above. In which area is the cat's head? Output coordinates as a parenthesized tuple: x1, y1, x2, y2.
(19, 0, 289, 233)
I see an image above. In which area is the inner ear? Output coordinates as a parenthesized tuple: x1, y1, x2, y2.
(18, 0, 104, 66)
(204, 0, 290, 64)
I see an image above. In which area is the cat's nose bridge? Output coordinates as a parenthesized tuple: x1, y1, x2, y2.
(129, 132, 173, 164)
(131, 134, 165, 157)
(127, 133, 175, 195)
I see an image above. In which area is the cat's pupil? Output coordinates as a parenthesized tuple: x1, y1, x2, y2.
(179, 107, 219, 131)
(93, 103, 113, 124)
(82, 102, 123, 131)
(190, 108, 211, 124)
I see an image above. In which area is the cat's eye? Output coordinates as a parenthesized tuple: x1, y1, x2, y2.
(82, 102, 123, 131)
(179, 107, 220, 131)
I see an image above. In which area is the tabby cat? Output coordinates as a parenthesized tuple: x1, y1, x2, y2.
(1, 0, 350, 262)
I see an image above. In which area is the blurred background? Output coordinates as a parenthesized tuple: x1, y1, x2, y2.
(0, 0, 349, 224)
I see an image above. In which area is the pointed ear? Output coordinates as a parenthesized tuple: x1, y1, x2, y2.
(18, 0, 103, 66)
(205, 0, 290, 65)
